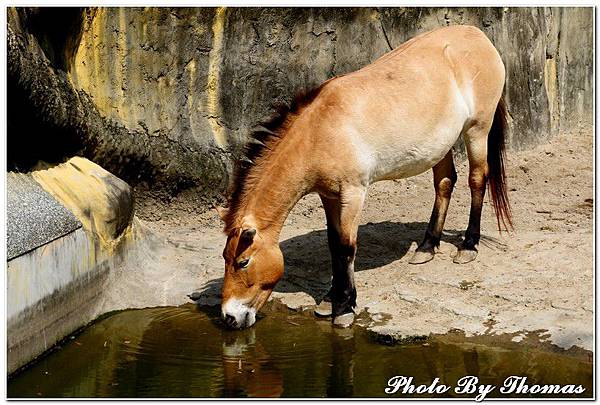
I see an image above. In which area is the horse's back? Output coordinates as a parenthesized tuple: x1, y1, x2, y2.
(311, 25, 505, 184)
(358, 25, 503, 82)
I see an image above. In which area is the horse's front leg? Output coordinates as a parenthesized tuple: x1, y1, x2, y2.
(319, 186, 366, 328)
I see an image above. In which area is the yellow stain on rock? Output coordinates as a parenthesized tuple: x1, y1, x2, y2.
(116, 8, 128, 123)
(206, 7, 227, 149)
(544, 56, 558, 126)
(186, 58, 197, 131)
(71, 8, 132, 126)
(71, 8, 114, 119)
(32, 157, 134, 251)
(70, 8, 230, 147)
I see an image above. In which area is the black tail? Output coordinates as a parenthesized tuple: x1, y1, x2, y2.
(487, 96, 513, 232)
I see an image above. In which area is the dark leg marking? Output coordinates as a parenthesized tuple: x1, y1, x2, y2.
(327, 224, 357, 318)
(454, 170, 486, 263)
(455, 121, 493, 265)
(318, 190, 364, 327)
(410, 151, 457, 264)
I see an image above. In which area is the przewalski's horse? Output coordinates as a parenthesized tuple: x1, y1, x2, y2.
(217, 25, 512, 329)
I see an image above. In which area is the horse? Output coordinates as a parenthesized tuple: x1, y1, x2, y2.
(217, 25, 512, 329)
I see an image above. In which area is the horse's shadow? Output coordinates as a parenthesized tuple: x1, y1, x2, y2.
(274, 220, 467, 302)
(192, 221, 467, 308)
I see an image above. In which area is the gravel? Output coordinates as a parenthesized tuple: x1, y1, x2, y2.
(7, 173, 81, 260)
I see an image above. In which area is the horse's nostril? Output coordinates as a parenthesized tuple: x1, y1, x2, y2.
(225, 314, 236, 327)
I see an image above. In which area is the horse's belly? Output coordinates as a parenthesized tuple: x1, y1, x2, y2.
(365, 119, 465, 183)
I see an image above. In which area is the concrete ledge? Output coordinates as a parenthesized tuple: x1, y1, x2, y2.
(7, 157, 135, 374)
(7, 228, 112, 373)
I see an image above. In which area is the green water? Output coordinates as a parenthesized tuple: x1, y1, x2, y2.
(7, 304, 593, 398)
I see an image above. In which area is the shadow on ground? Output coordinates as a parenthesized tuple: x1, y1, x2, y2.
(191, 221, 474, 310)
(275, 221, 468, 302)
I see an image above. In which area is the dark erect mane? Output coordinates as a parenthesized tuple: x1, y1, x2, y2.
(222, 83, 328, 233)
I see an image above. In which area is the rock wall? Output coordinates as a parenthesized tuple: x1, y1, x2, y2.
(7, 7, 229, 204)
(7, 7, 593, 200)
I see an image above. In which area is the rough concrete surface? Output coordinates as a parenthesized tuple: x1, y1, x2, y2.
(6, 173, 81, 260)
(111, 127, 592, 352)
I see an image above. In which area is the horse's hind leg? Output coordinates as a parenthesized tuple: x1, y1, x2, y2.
(410, 150, 457, 264)
(318, 186, 366, 328)
(454, 123, 490, 264)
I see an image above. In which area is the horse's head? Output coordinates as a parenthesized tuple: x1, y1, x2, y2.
(219, 211, 284, 329)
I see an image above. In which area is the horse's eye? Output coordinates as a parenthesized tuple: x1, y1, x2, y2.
(238, 258, 250, 269)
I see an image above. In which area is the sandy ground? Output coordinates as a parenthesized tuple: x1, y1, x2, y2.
(121, 128, 593, 352)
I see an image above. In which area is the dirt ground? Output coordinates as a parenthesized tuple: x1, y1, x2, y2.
(126, 128, 593, 352)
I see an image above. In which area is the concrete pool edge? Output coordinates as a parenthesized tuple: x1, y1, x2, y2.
(7, 158, 135, 374)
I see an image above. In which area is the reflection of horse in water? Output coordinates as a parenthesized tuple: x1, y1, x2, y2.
(221, 330, 283, 398)
(220, 322, 359, 397)
(326, 327, 357, 397)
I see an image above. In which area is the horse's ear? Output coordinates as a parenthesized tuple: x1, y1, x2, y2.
(216, 206, 229, 221)
(241, 228, 256, 243)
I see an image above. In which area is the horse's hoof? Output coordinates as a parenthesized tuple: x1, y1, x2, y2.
(333, 312, 355, 328)
(314, 300, 332, 318)
(453, 249, 478, 264)
(409, 250, 434, 264)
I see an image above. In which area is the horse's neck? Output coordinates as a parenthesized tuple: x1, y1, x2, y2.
(237, 130, 311, 240)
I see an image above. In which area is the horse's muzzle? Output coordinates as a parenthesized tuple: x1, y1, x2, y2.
(221, 299, 257, 329)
